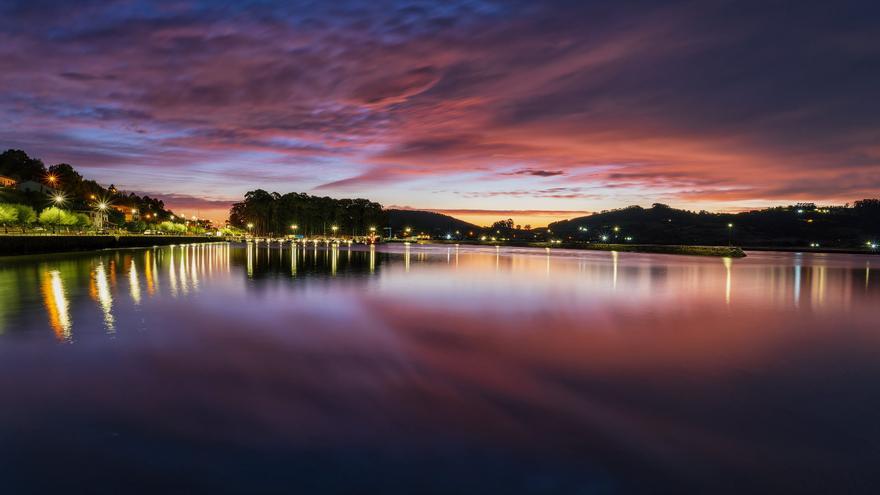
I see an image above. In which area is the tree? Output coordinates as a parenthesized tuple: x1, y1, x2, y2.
(0, 149, 46, 181)
(39, 207, 66, 233)
(124, 220, 146, 233)
(491, 218, 514, 230)
(12, 204, 36, 232)
(0, 203, 17, 233)
(75, 213, 92, 230)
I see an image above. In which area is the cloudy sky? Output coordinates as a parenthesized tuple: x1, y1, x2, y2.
(1, 0, 878, 225)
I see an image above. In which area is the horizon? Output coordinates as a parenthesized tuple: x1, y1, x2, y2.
(2, 1, 878, 226)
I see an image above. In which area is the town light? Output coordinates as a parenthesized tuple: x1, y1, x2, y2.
(290, 224, 298, 230)
(247, 223, 254, 229)
(53, 194, 65, 204)
(46, 174, 57, 184)
(601, 235, 608, 241)
(97, 202, 108, 210)
(369, 226, 376, 232)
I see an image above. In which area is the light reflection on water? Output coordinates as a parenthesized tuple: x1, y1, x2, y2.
(0, 242, 879, 493)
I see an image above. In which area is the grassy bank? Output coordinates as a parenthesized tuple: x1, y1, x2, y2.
(0, 235, 220, 257)
(410, 239, 747, 257)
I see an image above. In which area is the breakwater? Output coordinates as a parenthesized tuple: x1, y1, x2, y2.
(0, 235, 220, 257)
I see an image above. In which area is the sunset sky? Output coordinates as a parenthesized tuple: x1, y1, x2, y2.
(1, 0, 878, 226)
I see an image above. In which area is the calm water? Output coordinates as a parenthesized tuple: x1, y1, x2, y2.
(1, 242, 878, 494)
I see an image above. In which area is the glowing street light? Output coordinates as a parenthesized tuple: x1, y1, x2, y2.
(331, 225, 339, 236)
(727, 223, 734, 246)
(97, 202, 108, 211)
(46, 174, 57, 185)
(290, 224, 298, 230)
(601, 235, 608, 242)
(52, 194, 65, 205)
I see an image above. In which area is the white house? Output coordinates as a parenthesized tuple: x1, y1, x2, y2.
(16, 180, 59, 195)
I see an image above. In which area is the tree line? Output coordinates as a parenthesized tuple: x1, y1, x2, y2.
(229, 190, 385, 236)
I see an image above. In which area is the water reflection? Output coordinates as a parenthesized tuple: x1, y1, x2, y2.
(91, 262, 114, 332)
(40, 269, 71, 341)
(1, 244, 879, 492)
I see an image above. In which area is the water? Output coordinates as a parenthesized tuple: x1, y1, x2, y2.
(0, 242, 878, 494)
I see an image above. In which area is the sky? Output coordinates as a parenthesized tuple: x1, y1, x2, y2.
(1, 0, 878, 226)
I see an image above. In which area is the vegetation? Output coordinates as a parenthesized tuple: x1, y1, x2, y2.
(229, 190, 385, 236)
(37, 207, 90, 233)
(1, 149, 180, 233)
(0, 203, 37, 233)
(158, 221, 187, 234)
(547, 202, 880, 249)
(386, 209, 480, 237)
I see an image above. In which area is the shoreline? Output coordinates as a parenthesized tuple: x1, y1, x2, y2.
(0, 235, 221, 257)
(398, 239, 747, 257)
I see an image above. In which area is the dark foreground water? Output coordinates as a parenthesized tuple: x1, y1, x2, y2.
(0, 242, 878, 494)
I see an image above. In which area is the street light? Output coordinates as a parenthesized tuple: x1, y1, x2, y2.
(46, 174, 57, 185)
(97, 202, 108, 211)
(727, 223, 734, 247)
(52, 194, 65, 205)
(331, 225, 339, 237)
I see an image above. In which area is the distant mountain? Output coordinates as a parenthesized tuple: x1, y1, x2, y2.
(548, 202, 880, 248)
(387, 209, 481, 236)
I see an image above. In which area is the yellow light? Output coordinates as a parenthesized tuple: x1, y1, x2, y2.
(97, 202, 108, 210)
(53, 194, 64, 204)
(728, 223, 733, 228)
(290, 224, 298, 229)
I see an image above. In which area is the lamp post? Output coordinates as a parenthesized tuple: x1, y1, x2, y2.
(247, 223, 254, 237)
(727, 223, 734, 247)
(52, 194, 65, 206)
(331, 225, 339, 238)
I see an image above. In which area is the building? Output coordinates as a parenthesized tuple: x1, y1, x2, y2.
(87, 210, 109, 230)
(111, 205, 140, 222)
(0, 175, 16, 188)
(16, 180, 59, 196)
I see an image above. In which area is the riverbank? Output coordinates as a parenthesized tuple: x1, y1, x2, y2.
(0, 235, 220, 257)
(400, 239, 747, 257)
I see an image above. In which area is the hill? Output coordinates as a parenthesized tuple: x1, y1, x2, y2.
(547, 202, 880, 248)
(386, 209, 480, 237)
